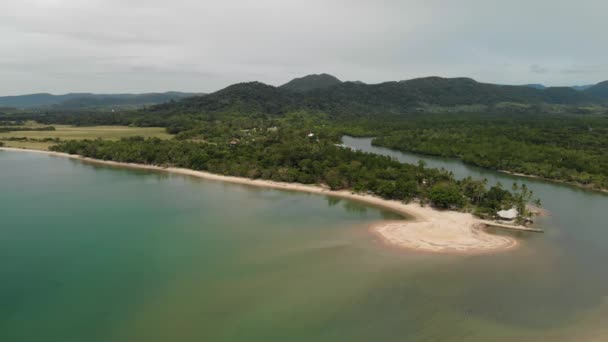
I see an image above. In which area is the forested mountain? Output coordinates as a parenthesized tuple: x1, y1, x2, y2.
(152, 82, 296, 116)
(148, 76, 607, 118)
(279, 74, 343, 92)
(0, 92, 200, 109)
(584, 81, 608, 99)
(395, 77, 598, 105)
(6, 76, 607, 115)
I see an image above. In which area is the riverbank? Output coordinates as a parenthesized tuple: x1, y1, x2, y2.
(1, 146, 518, 253)
(497, 169, 608, 194)
(367, 138, 608, 194)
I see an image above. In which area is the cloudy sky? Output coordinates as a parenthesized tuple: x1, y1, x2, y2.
(1, 0, 606, 95)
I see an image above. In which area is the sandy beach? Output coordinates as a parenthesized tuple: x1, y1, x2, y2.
(1, 146, 518, 253)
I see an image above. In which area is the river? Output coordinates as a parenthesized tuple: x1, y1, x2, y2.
(1, 143, 607, 341)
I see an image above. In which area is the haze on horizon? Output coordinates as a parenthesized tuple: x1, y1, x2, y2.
(1, 0, 606, 96)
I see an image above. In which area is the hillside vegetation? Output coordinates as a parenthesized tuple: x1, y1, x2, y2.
(585, 81, 608, 99)
(142, 76, 608, 122)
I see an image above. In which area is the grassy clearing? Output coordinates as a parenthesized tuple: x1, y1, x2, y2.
(0, 124, 172, 150)
(0, 140, 56, 150)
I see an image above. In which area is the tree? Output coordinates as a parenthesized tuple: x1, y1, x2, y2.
(429, 182, 464, 209)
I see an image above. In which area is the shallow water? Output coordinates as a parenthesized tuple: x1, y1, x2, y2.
(344, 136, 608, 339)
(1, 147, 607, 341)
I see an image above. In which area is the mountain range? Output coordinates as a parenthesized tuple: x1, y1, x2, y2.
(0, 92, 201, 109)
(150, 74, 608, 117)
(4, 75, 608, 115)
(524, 83, 595, 91)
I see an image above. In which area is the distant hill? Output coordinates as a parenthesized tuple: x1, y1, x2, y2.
(0, 92, 201, 109)
(523, 84, 546, 90)
(523, 83, 598, 92)
(279, 74, 342, 92)
(583, 81, 608, 99)
(572, 84, 594, 91)
(306, 77, 597, 112)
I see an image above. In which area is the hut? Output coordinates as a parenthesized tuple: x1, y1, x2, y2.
(497, 208, 518, 221)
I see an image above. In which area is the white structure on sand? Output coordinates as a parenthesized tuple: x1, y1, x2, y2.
(497, 208, 518, 221)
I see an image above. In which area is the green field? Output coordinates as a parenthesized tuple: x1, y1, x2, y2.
(0, 124, 172, 150)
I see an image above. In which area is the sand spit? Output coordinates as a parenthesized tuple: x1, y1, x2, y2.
(372, 207, 517, 253)
(1, 147, 518, 253)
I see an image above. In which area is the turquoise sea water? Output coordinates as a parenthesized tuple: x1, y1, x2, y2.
(1, 147, 607, 341)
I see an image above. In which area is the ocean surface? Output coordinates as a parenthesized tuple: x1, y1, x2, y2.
(1, 146, 607, 341)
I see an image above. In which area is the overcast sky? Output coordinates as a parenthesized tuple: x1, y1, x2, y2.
(1, 0, 607, 95)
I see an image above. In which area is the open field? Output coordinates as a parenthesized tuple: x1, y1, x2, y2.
(0, 124, 172, 150)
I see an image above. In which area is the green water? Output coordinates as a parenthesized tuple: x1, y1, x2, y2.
(1, 147, 607, 341)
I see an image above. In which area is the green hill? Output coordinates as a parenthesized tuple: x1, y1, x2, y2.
(153, 82, 296, 115)
(584, 81, 608, 99)
(279, 74, 342, 92)
(147, 76, 607, 119)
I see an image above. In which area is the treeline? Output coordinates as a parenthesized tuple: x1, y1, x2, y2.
(1, 137, 60, 143)
(50, 133, 536, 219)
(0, 110, 134, 126)
(0, 126, 56, 133)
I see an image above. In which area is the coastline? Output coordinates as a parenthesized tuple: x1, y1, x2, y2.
(1, 146, 519, 253)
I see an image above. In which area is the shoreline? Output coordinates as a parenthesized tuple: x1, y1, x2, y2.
(1, 146, 519, 254)
(496, 169, 608, 194)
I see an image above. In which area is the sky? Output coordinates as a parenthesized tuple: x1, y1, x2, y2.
(1, 0, 607, 95)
